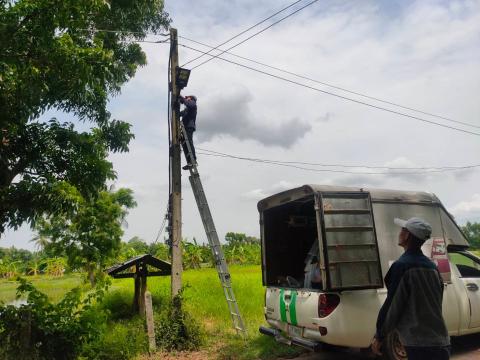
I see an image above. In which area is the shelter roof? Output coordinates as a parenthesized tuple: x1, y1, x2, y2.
(105, 254, 171, 278)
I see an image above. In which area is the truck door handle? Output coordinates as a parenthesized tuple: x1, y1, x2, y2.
(466, 283, 479, 291)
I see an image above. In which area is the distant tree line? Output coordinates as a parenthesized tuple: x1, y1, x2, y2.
(0, 231, 262, 279)
(4, 223, 480, 280)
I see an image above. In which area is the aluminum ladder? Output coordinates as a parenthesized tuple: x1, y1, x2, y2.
(180, 122, 247, 335)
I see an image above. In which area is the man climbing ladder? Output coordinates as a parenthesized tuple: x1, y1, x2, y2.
(179, 95, 197, 170)
(179, 120, 247, 335)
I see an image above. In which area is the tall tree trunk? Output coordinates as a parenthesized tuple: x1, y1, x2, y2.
(86, 263, 95, 287)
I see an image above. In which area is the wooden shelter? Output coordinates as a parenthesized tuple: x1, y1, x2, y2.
(106, 254, 171, 315)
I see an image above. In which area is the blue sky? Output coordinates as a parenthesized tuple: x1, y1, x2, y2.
(2, 0, 480, 250)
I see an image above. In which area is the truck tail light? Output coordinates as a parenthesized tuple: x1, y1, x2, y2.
(318, 293, 340, 318)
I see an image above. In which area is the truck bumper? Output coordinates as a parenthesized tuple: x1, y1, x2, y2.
(259, 326, 323, 352)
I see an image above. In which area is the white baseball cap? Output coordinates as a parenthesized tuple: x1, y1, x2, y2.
(394, 217, 432, 240)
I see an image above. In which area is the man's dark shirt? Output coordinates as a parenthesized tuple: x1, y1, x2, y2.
(375, 248, 450, 347)
(180, 97, 197, 130)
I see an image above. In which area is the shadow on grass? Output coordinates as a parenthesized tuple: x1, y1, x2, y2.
(216, 332, 305, 360)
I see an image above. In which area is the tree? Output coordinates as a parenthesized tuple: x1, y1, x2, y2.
(462, 222, 480, 249)
(225, 232, 247, 246)
(44, 257, 67, 277)
(0, 0, 170, 232)
(126, 236, 149, 254)
(35, 188, 137, 285)
(225, 232, 260, 245)
(183, 238, 203, 269)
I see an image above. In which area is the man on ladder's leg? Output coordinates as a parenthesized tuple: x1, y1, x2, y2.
(179, 95, 197, 170)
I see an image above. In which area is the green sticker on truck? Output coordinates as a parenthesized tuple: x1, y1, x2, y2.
(279, 289, 298, 325)
(280, 288, 287, 322)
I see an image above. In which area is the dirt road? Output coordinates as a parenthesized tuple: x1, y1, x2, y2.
(283, 333, 480, 360)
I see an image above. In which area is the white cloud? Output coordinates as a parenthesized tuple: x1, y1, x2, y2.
(242, 189, 268, 201)
(197, 86, 311, 148)
(242, 180, 298, 201)
(451, 194, 480, 219)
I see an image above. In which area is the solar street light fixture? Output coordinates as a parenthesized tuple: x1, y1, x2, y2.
(176, 67, 190, 89)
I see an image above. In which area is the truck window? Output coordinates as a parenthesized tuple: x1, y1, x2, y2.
(450, 252, 480, 278)
(439, 209, 470, 247)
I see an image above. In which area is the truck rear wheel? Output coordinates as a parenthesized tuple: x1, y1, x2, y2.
(383, 331, 407, 360)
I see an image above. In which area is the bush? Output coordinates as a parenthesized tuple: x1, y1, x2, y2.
(98, 289, 135, 321)
(155, 294, 204, 351)
(80, 317, 147, 360)
(0, 278, 107, 360)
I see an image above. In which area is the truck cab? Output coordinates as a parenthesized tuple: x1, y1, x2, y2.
(258, 185, 480, 359)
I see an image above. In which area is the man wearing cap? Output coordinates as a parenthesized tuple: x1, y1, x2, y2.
(179, 95, 197, 170)
(371, 217, 450, 359)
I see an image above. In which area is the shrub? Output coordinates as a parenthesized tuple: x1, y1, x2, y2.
(98, 289, 135, 321)
(155, 294, 204, 351)
(80, 317, 147, 360)
(0, 278, 107, 360)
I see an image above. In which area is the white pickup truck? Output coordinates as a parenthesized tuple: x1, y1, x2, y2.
(257, 185, 480, 359)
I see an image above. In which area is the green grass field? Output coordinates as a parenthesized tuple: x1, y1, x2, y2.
(0, 274, 84, 304)
(113, 265, 302, 359)
(0, 266, 302, 360)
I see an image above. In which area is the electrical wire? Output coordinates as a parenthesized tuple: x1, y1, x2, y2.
(179, 43, 480, 137)
(196, 150, 480, 176)
(153, 206, 169, 244)
(135, 39, 170, 44)
(179, 35, 480, 130)
(197, 147, 480, 170)
(181, 0, 305, 67)
(190, 0, 320, 70)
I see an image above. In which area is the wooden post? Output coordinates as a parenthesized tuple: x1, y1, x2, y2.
(145, 291, 156, 352)
(133, 264, 140, 313)
(134, 261, 147, 315)
(169, 27, 183, 298)
(139, 275, 147, 316)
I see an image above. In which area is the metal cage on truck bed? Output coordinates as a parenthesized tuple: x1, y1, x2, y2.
(257, 185, 469, 292)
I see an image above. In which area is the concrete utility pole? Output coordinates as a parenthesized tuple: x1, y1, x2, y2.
(169, 28, 183, 297)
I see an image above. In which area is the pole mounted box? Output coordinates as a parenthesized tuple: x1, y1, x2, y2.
(176, 67, 191, 89)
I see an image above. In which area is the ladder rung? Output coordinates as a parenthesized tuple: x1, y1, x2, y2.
(325, 226, 373, 232)
(324, 209, 371, 214)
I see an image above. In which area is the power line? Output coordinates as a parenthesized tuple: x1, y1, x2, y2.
(153, 206, 169, 244)
(196, 149, 480, 176)
(181, 0, 305, 67)
(179, 35, 480, 130)
(179, 43, 480, 137)
(135, 39, 169, 44)
(189, 0, 320, 70)
(198, 147, 480, 170)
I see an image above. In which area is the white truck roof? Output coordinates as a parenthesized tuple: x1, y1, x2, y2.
(257, 184, 469, 248)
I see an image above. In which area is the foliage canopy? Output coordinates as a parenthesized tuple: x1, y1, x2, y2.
(35, 188, 136, 285)
(462, 221, 480, 249)
(0, 0, 170, 232)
